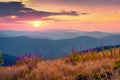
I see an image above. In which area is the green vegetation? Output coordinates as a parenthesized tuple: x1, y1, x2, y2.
(0, 50, 4, 66)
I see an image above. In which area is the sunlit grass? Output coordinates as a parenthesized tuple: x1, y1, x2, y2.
(0, 47, 120, 80)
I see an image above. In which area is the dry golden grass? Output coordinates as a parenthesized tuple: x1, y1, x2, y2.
(0, 48, 120, 80)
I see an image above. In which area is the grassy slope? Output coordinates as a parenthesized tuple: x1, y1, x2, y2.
(0, 48, 120, 80)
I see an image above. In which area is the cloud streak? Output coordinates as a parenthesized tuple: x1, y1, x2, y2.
(0, 2, 89, 22)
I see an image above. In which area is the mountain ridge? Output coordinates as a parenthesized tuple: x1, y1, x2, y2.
(0, 34, 120, 59)
(0, 30, 116, 40)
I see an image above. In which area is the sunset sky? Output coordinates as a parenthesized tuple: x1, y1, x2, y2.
(0, 0, 120, 32)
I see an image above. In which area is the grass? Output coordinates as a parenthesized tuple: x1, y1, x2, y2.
(0, 47, 120, 80)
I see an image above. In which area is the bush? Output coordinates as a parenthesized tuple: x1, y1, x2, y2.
(109, 48, 113, 58)
(113, 58, 120, 71)
(0, 50, 4, 66)
(69, 50, 80, 65)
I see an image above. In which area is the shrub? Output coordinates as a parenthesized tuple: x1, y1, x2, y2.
(90, 51, 97, 60)
(69, 50, 80, 65)
(101, 45, 105, 57)
(0, 50, 4, 66)
(113, 58, 120, 71)
(109, 48, 113, 58)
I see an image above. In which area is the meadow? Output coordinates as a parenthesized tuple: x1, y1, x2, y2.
(0, 47, 120, 80)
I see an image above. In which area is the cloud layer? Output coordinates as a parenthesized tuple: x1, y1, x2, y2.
(0, 2, 89, 22)
(36, 0, 120, 6)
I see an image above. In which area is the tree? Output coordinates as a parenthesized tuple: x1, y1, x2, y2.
(0, 50, 4, 66)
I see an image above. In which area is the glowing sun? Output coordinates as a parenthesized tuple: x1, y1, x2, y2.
(33, 21, 41, 28)
(29, 20, 52, 28)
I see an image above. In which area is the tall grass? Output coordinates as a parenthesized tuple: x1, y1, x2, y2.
(0, 47, 120, 80)
(16, 53, 41, 70)
(67, 45, 120, 64)
(69, 49, 80, 65)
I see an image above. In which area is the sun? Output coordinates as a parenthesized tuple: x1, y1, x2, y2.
(29, 20, 52, 28)
(33, 21, 41, 28)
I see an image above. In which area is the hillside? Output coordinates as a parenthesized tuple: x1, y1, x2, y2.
(0, 34, 120, 59)
(2, 54, 17, 66)
(0, 47, 120, 80)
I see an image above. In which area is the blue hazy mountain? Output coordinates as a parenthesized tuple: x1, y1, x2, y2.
(0, 30, 114, 40)
(0, 34, 120, 59)
(2, 54, 17, 66)
(102, 34, 120, 44)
